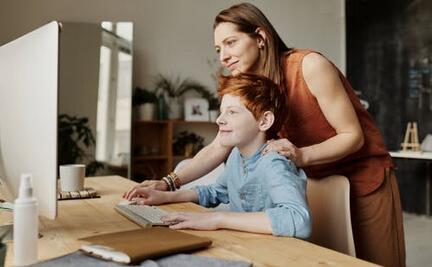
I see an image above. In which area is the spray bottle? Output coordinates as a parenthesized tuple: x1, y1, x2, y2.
(13, 174, 38, 266)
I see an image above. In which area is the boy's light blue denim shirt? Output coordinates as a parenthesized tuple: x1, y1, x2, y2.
(194, 144, 311, 238)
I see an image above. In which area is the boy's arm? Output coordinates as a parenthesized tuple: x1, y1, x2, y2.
(216, 212, 272, 234)
(162, 210, 272, 234)
(194, 168, 230, 208)
(263, 155, 312, 238)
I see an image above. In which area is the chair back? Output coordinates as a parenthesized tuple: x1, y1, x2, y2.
(307, 175, 356, 257)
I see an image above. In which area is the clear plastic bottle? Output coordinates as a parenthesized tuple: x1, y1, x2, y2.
(13, 174, 38, 266)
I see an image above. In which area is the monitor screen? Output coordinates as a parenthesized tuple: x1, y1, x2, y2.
(0, 21, 60, 219)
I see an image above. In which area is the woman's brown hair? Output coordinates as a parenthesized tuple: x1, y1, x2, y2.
(214, 3, 291, 87)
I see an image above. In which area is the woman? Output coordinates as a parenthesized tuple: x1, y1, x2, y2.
(125, 3, 405, 266)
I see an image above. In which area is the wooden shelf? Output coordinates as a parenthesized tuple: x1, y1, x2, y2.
(173, 155, 191, 161)
(131, 120, 217, 182)
(134, 155, 168, 161)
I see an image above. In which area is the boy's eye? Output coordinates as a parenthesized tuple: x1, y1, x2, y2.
(228, 110, 235, 115)
(215, 48, 220, 54)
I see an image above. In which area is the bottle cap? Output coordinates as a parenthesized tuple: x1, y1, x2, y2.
(18, 174, 33, 199)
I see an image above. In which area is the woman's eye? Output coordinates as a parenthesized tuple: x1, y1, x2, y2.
(215, 48, 220, 54)
(227, 40, 236, 46)
(228, 110, 235, 115)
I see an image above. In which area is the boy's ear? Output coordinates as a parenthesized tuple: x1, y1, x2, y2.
(258, 111, 274, 132)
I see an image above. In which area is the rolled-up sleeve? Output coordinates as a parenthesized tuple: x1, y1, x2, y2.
(194, 172, 229, 208)
(263, 156, 311, 239)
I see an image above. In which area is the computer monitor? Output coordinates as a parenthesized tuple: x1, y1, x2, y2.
(0, 21, 60, 219)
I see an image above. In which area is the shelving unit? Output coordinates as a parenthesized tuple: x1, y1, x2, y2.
(131, 120, 218, 181)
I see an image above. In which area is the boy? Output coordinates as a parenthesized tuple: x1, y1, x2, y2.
(130, 73, 311, 238)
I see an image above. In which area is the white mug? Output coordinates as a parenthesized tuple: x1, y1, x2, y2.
(59, 164, 85, 192)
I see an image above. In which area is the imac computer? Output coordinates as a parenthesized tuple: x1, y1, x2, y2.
(0, 21, 60, 219)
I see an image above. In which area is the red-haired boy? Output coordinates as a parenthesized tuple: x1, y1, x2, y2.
(131, 73, 311, 238)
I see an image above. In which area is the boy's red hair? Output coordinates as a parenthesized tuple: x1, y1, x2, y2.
(218, 73, 287, 139)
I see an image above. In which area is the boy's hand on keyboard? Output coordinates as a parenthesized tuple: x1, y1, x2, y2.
(130, 188, 169, 206)
(161, 212, 222, 231)
(123, 180, 168, 200)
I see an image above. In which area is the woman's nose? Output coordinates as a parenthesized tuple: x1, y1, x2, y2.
(219, 49, 230, 63)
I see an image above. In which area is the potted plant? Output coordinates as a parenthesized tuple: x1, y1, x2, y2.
(172, 131, 204, 157)
(154, 75, 209, 120)
(58, 114, 104, 176)
(133, 86, 158, 121)
(208, 95, 220, 122)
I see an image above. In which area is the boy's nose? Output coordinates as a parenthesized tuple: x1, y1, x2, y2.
(216, 114, 226, 125)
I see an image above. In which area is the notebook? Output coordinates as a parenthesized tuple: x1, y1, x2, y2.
(79, 227, 212, 264)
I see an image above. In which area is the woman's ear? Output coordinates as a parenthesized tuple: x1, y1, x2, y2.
(258, 111, 274, 132)
(255, 27, 267, 48)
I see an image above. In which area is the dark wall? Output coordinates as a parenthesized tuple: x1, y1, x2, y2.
(346, 0, 432, 214)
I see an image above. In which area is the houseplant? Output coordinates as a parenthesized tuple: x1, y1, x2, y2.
(154, 75, 210, 120)
(208, 95, 220, 122)
(58, 114, 104, 176)
(133, 86, 158, 121)
(172, 131, 204, 157)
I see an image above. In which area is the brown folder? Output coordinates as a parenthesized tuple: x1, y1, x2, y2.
(79, 227, 212, 264)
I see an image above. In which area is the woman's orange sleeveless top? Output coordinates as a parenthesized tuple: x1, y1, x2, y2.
(279, 49, 393, 197)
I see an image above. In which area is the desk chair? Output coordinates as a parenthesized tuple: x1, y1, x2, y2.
(307, 175, 356, 257)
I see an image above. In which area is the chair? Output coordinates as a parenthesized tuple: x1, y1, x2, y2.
(306, 175, 356, 257)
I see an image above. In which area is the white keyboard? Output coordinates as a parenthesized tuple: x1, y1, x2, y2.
(115, 204, 170, 227)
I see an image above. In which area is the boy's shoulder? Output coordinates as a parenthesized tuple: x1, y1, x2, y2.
(259, 151, 299, 172)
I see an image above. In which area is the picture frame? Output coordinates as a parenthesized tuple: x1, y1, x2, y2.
(184, 98, 209, 121)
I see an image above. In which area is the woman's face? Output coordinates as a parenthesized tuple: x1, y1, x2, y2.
(214, 22, 262, 76)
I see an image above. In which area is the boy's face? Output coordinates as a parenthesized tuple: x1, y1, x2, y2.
(216, 94, 261, 148)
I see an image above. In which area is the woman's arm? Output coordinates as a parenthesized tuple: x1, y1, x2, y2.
(124, 133, 231, 198)
(175, 132, 232, 185)
(133, 188, 199, 205)
(265, 53, 364, 167)
(300, 53, 364, 165)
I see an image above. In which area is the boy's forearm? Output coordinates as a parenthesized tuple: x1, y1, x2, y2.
(216, 212, 272, 234)
(165, 189, 199, 203)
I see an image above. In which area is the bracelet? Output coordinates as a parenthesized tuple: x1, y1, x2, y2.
(168, 172, 182, 190)
(162, 176, 175, 191)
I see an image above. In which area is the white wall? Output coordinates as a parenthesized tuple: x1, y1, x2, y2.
(0, 0, 345, 92)
(59, 22, 101, 144)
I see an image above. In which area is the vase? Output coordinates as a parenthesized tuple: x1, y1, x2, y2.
(167, 97, 182, 120)
(137, 103, 155, 121)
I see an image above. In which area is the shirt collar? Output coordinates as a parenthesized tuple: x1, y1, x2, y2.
(240, 143, 268, 166)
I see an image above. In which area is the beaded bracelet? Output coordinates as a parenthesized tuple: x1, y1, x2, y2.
(168, 172, 182, 190)
(162, 176, 175, 191)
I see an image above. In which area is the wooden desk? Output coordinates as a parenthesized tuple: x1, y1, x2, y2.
(1, 176, 376, 266)
(390, 151, 432, 215)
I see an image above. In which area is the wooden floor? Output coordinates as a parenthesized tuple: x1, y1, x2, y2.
(404, 212, 432, 267)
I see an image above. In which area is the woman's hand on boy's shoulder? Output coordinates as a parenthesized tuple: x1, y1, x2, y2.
(263, 139, 307, 167)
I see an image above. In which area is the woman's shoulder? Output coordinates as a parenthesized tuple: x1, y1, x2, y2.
(284, 49, 317, 63)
